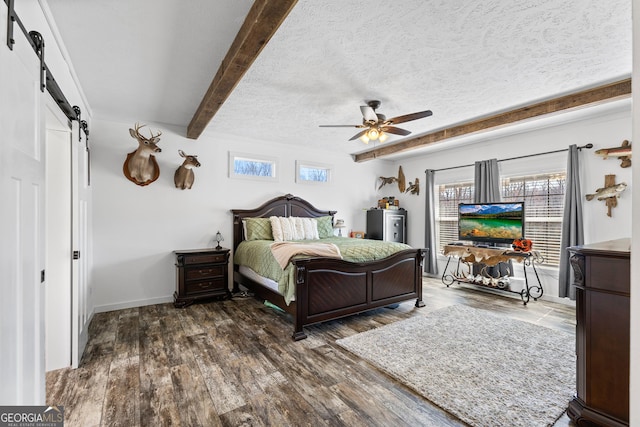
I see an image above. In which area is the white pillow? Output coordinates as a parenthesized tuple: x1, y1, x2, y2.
(270, 216, 319, 241)
(281, 217, 295, 241)
(302, 218, 319, 240)
(292, 217, 305, 240)
(270, 216, 284, 241)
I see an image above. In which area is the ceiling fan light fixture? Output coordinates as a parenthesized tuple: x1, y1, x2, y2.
(367, 128, 379, 140)
(378, 132, 388, 143)
(359, 134, 370, 144)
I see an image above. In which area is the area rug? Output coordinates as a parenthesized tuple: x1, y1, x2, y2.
(336, 305, 575, 427)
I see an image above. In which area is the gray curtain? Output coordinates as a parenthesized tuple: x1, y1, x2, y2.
(424, 169, 438, 276)
(558, 145, 583, 299)
(474, 159, 500, 203)
(473, 158, 511, 276)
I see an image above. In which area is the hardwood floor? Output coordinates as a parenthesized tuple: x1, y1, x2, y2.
(46, 278, 577, 426)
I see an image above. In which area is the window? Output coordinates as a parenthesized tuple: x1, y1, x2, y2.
(436, 171, 566, 266)
(296, 161, 332, 184)
(502, 173, 565, 266)
(437, 181, 474, 253)
(229, 152, 278, 181)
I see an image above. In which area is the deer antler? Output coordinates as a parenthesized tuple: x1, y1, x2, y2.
(132, 122, 162, 141)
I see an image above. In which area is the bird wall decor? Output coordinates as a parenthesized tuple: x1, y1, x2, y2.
(378, 165, 407, 192)
(405, 178, 420, 195)
(378, 176, 397, 190)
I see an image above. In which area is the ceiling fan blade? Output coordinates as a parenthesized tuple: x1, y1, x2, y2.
(386, 109, 433, 125)
(381, 126, 411, 136)
(360, 106, 378, 123)
(349, 129, 369, 141)
(319, 124, 362, 128)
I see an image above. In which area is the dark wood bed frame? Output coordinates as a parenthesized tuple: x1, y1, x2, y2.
(231, 194, 426, 340)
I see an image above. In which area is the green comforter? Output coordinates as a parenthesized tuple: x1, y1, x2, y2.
(234, 237, 411, 305)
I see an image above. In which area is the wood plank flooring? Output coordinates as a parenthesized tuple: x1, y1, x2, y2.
(46, 278, 577, 426)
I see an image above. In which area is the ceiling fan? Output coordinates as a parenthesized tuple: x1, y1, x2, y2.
(319, 100, 433, 143)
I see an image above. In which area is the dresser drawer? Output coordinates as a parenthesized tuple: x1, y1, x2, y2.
(185, 278, 226, 295)
(185, 265, 225, 280)
(183, 253, 226, 265)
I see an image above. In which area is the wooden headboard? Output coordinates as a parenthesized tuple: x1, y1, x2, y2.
(230, 194, 336, 251)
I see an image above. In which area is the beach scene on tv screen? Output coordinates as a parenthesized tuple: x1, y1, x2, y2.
(459, 203, 523, 241)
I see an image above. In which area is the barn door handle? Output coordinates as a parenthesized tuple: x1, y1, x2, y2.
(73, 251, 80, 260)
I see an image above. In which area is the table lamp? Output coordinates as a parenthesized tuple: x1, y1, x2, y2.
(215, 231, 224, 249)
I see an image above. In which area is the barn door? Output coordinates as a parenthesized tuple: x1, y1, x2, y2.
(45, 105, 72, 372)
(71, 119, 90, 367)
(44, 90, 91, 371)
(0, 4, 47, 404)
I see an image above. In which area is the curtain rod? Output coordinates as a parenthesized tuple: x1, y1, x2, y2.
(428, 143, 593, 173)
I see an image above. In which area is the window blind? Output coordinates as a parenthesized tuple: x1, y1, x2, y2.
(437, 172, 566, 266)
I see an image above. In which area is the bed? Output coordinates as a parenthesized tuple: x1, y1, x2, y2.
(231, 194, 426, 340)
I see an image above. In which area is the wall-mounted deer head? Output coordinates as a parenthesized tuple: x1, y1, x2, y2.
(174, 150, 201, 190)
(123, 123, 162, 186)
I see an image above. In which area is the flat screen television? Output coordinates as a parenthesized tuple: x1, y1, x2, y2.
(458, 202, 525, 245)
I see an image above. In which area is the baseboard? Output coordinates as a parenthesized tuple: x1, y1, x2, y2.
(94, 295, 174, 313)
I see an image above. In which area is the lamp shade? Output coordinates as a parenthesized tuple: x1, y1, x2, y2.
(334, 219, 345, 228)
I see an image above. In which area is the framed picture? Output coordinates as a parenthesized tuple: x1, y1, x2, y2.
(350, 231, 365, 239)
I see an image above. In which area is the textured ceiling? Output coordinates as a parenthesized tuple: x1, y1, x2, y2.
(46, 0, 632, 159)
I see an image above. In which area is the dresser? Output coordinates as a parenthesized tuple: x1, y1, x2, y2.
(567, 238, 630, 427)
(173, 248, 230, 307)
(366, 208, 406, 243)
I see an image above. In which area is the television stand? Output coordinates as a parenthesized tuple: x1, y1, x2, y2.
(441, 244, 544, 304)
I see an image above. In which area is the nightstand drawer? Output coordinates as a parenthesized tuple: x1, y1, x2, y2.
(184, 254, 226, 265)
(185, 265, 224, 280)
(185, 278, 226, 295)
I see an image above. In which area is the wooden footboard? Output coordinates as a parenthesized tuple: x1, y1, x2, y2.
(233, 248, 425, 340)
(290, 248, 426, 340)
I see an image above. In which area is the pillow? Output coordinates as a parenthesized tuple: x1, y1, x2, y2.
(301, 218, 319, 240)
(316, 216, 334, 238)
(270, 216, 317, 241)
(270, 216, 284, 241)
(244, 217, 273, 241)
(292, 217, 305, 240)
(280, 217, 295, 241)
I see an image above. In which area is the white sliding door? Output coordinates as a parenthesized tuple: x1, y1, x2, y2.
(45, 98, 91, 371)
(71, 119, 90, 367)
(45, 106, 72, 371)
(0, 3, 47, 404)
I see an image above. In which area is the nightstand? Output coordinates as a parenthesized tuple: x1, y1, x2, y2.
(173, 248, 230, 308)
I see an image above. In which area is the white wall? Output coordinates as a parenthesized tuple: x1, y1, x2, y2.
(376, 104, 632, 299)
(90, 119, 387, 311)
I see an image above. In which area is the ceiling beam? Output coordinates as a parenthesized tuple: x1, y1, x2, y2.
(187, 0, 298, 139)
(353, 78, 631, 162)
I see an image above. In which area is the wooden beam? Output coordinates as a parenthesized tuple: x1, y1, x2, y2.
(353, 78, 631, 162)
(187, 0, 298, 139)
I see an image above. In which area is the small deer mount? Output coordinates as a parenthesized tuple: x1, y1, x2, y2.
(174, 150, 201, 190)
(123, 123, 162, 186)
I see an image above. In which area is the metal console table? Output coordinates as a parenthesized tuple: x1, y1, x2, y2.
(441, 244, 544, 304)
